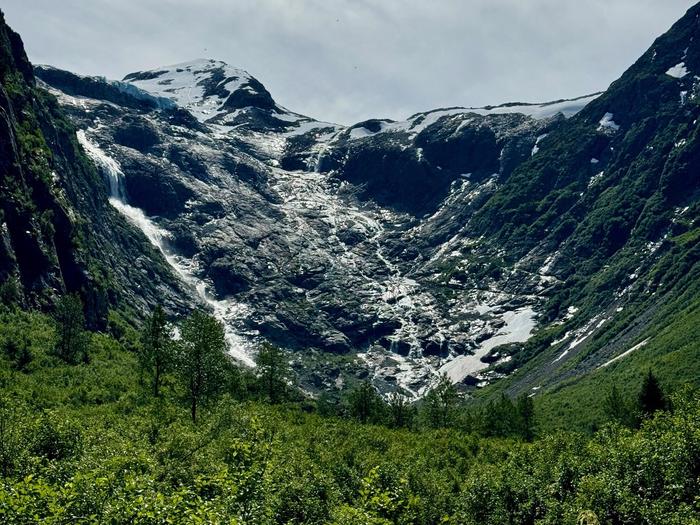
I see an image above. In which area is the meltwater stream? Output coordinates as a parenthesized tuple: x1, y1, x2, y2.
(77, 130, 256, 367)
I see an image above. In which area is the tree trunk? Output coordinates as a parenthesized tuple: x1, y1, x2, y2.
(153, 363, 160, 398)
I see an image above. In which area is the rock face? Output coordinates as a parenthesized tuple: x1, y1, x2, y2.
(18, 3, 700, 398)
(0, 11, 189, 328)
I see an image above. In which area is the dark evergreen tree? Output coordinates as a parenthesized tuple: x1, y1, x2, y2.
(638, 370, 668, 418)
(348, 381, 386, 424)
(2, 331, 31, 372)
(388, 392, 414, 429)
(603, 384, 636, 427)
(422, 375, 458, 429)
(255, 342, 289, 404)
(483, 394, 518, 438)
(317, 392, 341, 417)
(516, 394, 536, 441)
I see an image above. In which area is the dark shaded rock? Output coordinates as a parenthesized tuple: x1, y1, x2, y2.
(162, 107, 207, 131)
(321, 331, 352, 353)
(422, 339, 449, 357)
(166, 145, 210, 181)
(288, 267, 327, 289)
(35, 66, 170, 111)
(168, 225, 199, 258)
(122, 70, 168, 82)
(120, 157, 194, 218)
(209, 258, 251, 296)
(415, 118, 500, 176)
(221, 77, 276, 111)
(336, 228, 365, 246)
(113, 118, 160, 152)
(461, 375, 480, 386)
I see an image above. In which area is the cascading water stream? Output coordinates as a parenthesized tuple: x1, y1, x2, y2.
(76, 130, 256, 367)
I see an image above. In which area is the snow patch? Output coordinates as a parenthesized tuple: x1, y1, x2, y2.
(588, 171, 605, 188)
(531, 134, 548, 156)
(440, 307, 536, 383)
(666, 62, 689, 79)
(597, 113, 620, 133)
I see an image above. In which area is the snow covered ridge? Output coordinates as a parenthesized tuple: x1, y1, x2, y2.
(124, 59, 276, 123)
(123, 59, 332, 132)
(343, 93, 602, 140)
(124, 58, 600, 133)
(408, 93, 602, 121)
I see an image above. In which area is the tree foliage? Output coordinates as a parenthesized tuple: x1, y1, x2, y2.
(53, 294, 88, 364)
(638, 369, 669, 418)
(255, 342, 289, 404)
(177, 310, 228, 422)
(347, 381, 386, 424)
(0, 308, 694, 524)
(421, 374, 458, 429)
(138, 305, 171, 397)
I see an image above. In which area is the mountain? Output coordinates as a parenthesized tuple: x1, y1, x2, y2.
(2, 7, 699, 523)
(32, 57, 601, 395)
(5, 3, 699, 410)
(0, 11, 189, 329)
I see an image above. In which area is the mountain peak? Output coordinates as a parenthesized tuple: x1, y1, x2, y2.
(123, 58, 277, 123)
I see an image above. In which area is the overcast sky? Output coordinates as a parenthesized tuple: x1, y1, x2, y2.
(3, 1, 697, 124)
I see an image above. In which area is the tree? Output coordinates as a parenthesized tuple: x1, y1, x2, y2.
(255, 342, 289, 404)
(347, 381, 386, 424)
(54, 294, 88, 364)
(388, 392, 414, 429)
(638, 370, 668, 418)
(516, 394, 536, 441)
(177, 310, 228, 423)
(0, 276, 20, 305)
(2, 330, 32, 372)
(482, 394, 518, 438)
(422, 374, 458, 429)
(138, 305, 172, 397)
(603, 385, 636, 427)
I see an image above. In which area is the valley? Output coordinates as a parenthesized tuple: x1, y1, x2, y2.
(0, 3, 699, 523)
(35, 60, 603, 397)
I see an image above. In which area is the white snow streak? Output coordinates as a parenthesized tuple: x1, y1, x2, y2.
(599, 339, 649, 369)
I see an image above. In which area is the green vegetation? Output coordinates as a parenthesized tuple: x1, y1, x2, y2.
(54, 294, 89, 365)
(138, 305, 170, 397)
(177, 310, 230, 423)
(0, 303, 698, 524)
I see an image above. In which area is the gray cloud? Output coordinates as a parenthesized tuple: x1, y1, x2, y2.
(3, 0, 697, 124)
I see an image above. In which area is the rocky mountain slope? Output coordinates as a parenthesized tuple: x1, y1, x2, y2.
(5, 3, 699, 400)
(0, 11, 189, 330)
(32, 56, 604, 395)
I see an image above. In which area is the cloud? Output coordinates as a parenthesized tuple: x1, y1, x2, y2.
(2, 0, 696, 124)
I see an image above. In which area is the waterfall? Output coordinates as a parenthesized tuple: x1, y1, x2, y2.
(389, 339, 397, 354)
(77, 130, 126, 200)
(76, 130, 255, 367)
